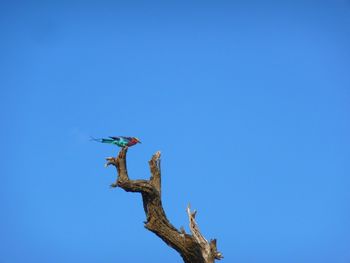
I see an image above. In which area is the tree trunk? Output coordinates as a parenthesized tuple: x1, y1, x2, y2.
(104, 147, 223, 263)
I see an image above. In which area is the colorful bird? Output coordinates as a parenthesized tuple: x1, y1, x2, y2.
(91, 136, 141, 148)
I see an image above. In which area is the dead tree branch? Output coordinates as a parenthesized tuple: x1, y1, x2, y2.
(104, 147, 223, 263)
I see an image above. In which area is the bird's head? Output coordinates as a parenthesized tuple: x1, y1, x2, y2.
(133, 137, 142, 144)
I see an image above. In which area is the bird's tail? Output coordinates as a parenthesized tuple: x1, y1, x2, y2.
(90, 136, 101, 143)
(90, 136, 114, 143)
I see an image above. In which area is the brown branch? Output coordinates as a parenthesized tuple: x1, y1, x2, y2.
(104, 147, 223, 263)
(149, 151, 161, 195)
(187, 205, 224, 261)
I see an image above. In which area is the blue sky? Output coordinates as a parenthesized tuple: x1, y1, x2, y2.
(1, 1, 350, 262)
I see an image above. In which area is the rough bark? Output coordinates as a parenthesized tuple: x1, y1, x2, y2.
(104, 147, 223, 263)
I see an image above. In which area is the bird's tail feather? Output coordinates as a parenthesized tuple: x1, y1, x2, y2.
(90, 137, 114, 143)
(90, 136, 101, 142)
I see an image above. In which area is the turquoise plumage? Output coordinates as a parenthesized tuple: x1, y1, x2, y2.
(91, 136, 141, 148)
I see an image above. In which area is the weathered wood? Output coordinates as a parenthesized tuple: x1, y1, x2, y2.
(104, 147, 223, 263)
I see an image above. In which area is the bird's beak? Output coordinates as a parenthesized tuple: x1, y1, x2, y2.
(138, 140, 142, 144)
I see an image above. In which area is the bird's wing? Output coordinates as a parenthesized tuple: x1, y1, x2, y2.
(109, 136, 121, 141)
(110, 136, 133, 141)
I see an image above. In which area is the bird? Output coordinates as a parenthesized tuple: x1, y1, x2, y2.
(91, 136, 141, 148)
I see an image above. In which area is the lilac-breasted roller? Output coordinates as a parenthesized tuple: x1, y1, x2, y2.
(91, 136, 141, 148)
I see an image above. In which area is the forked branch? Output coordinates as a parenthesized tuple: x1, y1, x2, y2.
(104, 147, 223, 263)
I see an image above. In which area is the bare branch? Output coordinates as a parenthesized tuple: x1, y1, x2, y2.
(103, 147, 223, 263)
(149, 151, 161, 195)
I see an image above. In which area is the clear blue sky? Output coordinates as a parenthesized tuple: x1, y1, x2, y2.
(1, 1, 350, 262)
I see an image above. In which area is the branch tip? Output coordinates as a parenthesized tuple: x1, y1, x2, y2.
(180, 226, 186, 234)
(105, 157, 117, 167)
